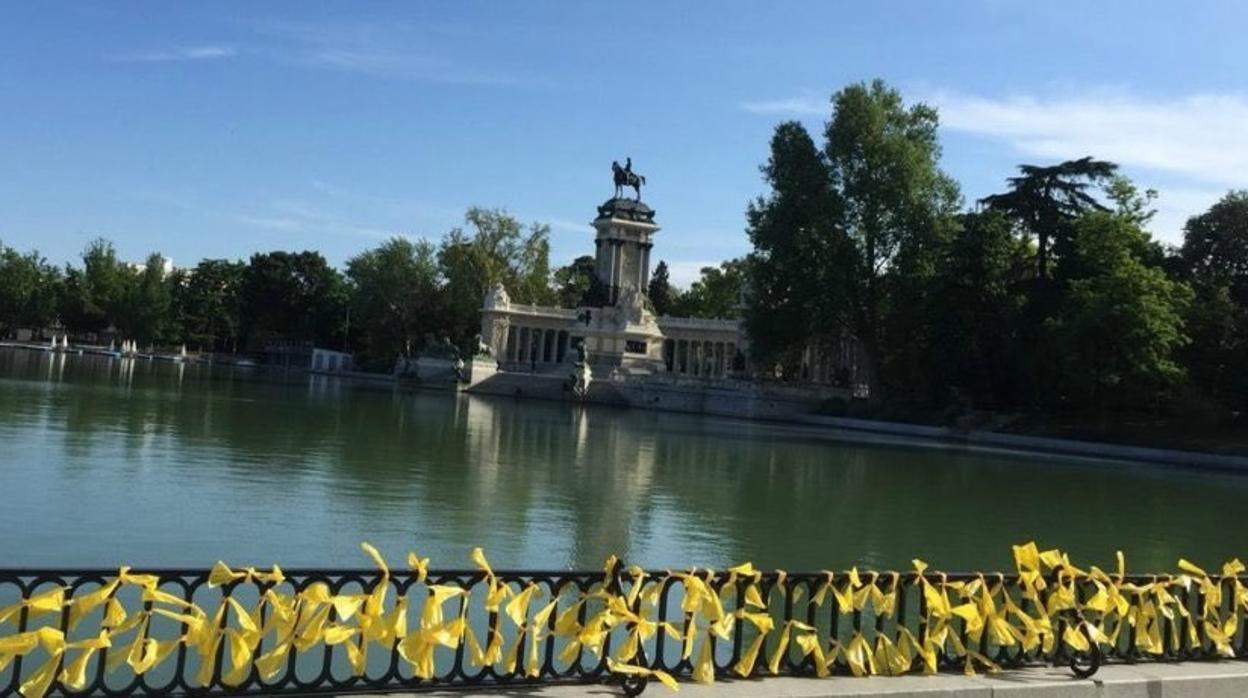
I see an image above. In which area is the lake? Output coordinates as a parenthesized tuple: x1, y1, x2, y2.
(1, 346, 1244, 574)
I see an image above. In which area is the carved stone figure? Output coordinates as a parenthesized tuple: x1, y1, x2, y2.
(488, 318, 509, 357)
(484, 283, 511, 310)
(612, 158, 646, 201)
(616, 285, 644, 324)
(422, 336, 460, 360)
(568, 340, 592, 399)
(473, 333, 493, 358)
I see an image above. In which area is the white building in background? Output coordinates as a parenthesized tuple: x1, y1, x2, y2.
(126, 256, 175, 277)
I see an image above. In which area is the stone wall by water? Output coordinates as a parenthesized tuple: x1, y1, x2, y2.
(466, 369, 847, 419)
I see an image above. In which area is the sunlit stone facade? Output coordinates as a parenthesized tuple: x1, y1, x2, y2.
(480, 197, 749, 379)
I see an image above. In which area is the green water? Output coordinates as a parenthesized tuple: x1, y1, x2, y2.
(1, 347, 1244, 574)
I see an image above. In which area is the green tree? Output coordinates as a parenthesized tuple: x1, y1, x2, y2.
(877, 215, 955, 403)
(672, 259, 747, 319)
(824, 79, 961, 393)
(0, 243, 62, 337)
(437, 207, 554, 347)
(981, 157, 1118, 279)
(926, 212, 1032, 407)
(553, 255, 596, 308)
(1053, 212, 1192, 412)
(172, 259, 246, 352)
(647, 260, 677, 316)
(59, 238, 126, 335)
(242, 251, 348, 349)
(113, 253, 173, 345)
(346, 237, 441, 367)
(744, 121, 842, 371)
(1177, 191, 1248, 411)
(1180, 191, 1248, 302)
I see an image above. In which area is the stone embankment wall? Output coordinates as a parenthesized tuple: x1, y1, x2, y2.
(801, 414, 1248, 471)
(465, 368, 847, 420)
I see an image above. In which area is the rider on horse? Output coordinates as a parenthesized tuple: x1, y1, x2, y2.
(612, 157, 646, 201)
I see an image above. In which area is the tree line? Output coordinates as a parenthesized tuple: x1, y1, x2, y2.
(0, 206, 733, 370)
(744, 79, 1247, 427)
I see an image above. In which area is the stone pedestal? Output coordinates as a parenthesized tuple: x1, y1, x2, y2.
(573, 297, 666, 375)
(462, 357, 498, 388)
(574, 197, 667, 375)
(414, 357, 456, 385)
(592, 198, 658, 306)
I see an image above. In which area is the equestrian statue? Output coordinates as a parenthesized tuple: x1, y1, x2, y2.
(611, 157, 646, 201)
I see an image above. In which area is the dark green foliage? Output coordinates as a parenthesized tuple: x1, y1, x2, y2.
(346, 237, 441, 368)
(744, 121, 841, 371)
(926, 212, 1032, 407)
(824, 80, 962, 395)
(1052, 212, 1192, 411)
(0, 242, 61, 337)
(437, 207, 554, 348)
(172, 259, 245, 352)
(981, 157, 1118, 279)
(59, 239, 126, 334)
(671, 259, 747, 319)
(647, 260, 677, 316)
(554, 255, 596, 308)
(743, 79, 1210, 425)
(1177, 191, 1248, 412)
(242, 251, 348, 349)
(113, 253, 174, 345)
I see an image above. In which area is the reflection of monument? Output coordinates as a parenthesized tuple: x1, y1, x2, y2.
(479, 159, 744, 379)
(457, 394, 656, 566)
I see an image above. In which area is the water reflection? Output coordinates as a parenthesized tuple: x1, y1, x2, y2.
(1, 347, 1246, 574)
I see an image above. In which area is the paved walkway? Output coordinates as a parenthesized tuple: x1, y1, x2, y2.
(341, 661, 1248, 697)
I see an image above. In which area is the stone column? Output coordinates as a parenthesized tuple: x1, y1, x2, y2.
(640, 243, 652, 290)
(608, 241, 619, 294)
(613, 240, 625, 297)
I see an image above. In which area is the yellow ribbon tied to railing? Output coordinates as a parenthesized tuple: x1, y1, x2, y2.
(2, 542, 1247, 698)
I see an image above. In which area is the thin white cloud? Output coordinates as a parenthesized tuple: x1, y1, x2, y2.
(247, 19, 546, 87)
(114, 45, 237, 62)
(928, 89, 1248, 242)
(740, 94, 825, 116)
(930, 90, 1248, 188)
(236, 203, 393, 240)
(533, 216, 587, 235)
(235, 215, 302, 232)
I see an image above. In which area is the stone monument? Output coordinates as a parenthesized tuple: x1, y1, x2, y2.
(573, 159, 665, 373)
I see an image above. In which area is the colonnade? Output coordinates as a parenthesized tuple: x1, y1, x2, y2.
(503, 325, 572, 367)
(661, 338, 737, 379)
(798, 336, 867, 386)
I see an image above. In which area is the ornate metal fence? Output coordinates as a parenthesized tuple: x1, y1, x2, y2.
(2, 544, 1247, 697)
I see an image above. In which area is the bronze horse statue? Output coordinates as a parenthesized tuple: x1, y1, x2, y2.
(612, 157, 646, 200)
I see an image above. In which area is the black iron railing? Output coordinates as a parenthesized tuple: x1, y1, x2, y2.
(1, 562, 1246, 697)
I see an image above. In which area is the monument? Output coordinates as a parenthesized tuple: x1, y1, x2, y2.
(469, 158, 865, 414)
(479, 159, 747, 382)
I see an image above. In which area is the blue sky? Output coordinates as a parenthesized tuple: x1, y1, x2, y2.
(2, 2, 1246, 285)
